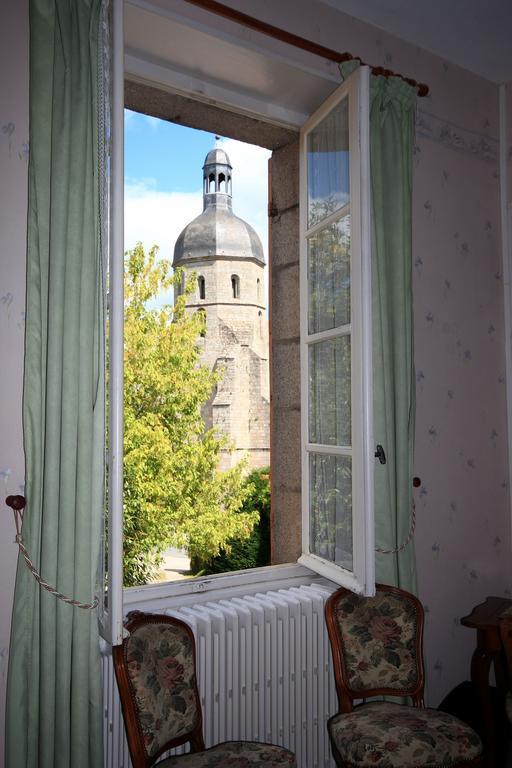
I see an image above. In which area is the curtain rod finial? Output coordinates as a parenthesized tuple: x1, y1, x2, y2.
(5, 494, 26, 511)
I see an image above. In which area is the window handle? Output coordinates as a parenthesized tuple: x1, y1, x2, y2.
(374, 444, 386, 465)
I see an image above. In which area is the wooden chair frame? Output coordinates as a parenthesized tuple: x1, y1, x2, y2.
(113, 611, 206, 768)
(325, 584, 483, 768)
(499, 613, 512, 690)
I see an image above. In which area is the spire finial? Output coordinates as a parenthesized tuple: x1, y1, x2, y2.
(215, 135, 221, 148)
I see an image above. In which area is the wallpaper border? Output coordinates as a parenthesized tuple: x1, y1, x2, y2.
(416, 109, 501, 164)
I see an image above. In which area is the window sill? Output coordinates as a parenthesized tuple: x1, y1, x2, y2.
(123, 562, 322, 612)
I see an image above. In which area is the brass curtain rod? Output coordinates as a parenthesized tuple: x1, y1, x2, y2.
(181, 0, 429, 97)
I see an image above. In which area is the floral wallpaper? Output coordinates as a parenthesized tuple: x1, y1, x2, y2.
(0, 120, 28, 487)
(409, 63, 512, 706)
(0, 0, 29, 757)
(413, 123, 510, 704)
(325, 8, 512, 707)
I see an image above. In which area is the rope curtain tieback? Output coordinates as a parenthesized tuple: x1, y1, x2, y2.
(5, 495, 98, 610)
(375, 477, 421, 555)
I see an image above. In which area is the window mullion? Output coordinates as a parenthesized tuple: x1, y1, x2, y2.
(305, 444, 352, 456)
(305, 202, 350, 238)
(305, 325, 351, 344)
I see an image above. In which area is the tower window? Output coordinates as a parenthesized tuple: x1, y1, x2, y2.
(198, 275, 205, 300)
(231, 274, 240, 299)
(257, 278, 261, 302)
(219, 172, 226, 192)
(208, 172, 215, 192)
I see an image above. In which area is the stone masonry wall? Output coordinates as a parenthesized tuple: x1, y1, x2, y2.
(182, 258, 270, 473)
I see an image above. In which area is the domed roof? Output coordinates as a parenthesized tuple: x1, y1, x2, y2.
(203, 147, 231, 167)
(173, 142, 264, 267)
(173, 205, 265, 266)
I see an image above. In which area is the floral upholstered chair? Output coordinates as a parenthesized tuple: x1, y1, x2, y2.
(113, 611, 297, 768)
(325, 585, 483, 767)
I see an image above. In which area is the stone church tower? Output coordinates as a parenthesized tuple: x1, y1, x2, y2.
(173, 142, 270, 472)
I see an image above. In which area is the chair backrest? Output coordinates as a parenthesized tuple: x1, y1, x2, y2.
(325, 584, 425, 712)
(113, 611, 205, 768)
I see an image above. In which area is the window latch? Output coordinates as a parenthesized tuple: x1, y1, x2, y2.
(374, 444, 386, 465)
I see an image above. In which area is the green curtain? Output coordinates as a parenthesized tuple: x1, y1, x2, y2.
(6, 1, 105, 766)
(341, 63, 417, 591)
(370, 75, 417, 592)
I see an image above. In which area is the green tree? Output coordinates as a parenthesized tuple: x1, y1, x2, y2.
(193, 467, 271, 575)
(122, 243, 256, 586)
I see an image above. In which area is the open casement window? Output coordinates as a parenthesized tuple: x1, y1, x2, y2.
(298, 65, 375, 595)
(102, 5, 375, 643)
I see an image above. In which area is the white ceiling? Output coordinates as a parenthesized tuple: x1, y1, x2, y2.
(321, 0, 512, 83)
(125, 0, 512, 133)
(125, 0, 342, 128)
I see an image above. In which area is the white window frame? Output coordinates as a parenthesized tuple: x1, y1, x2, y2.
(103, 5, 375, 644)
(102, 0, 125, 646)
(297, 66, 374, 595)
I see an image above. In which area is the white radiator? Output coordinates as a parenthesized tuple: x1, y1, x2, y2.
(102, 582, 338, 768)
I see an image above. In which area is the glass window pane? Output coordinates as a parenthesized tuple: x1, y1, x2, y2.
(309, 453, 352, 570)
(309, 337, 351, 446)
(308, 215, 351, 334)
(307, 97, 349, 227)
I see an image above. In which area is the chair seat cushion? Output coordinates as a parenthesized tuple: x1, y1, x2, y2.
(328, 701, 482, 767)
(159, 740, 297, 767)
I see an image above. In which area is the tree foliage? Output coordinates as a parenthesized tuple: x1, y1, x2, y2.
(193, 467, 271, 575)
(122, 243, 256, 586)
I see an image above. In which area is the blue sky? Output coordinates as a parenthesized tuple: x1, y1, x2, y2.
(125, 110, 214, 194)
(124, 110, 271, 282)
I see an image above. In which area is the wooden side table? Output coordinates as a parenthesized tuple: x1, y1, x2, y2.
(461, 596, 512, 767)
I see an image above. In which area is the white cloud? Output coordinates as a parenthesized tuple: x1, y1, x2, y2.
(124, 182, 203, 262)
(219, 137, 271, 254)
